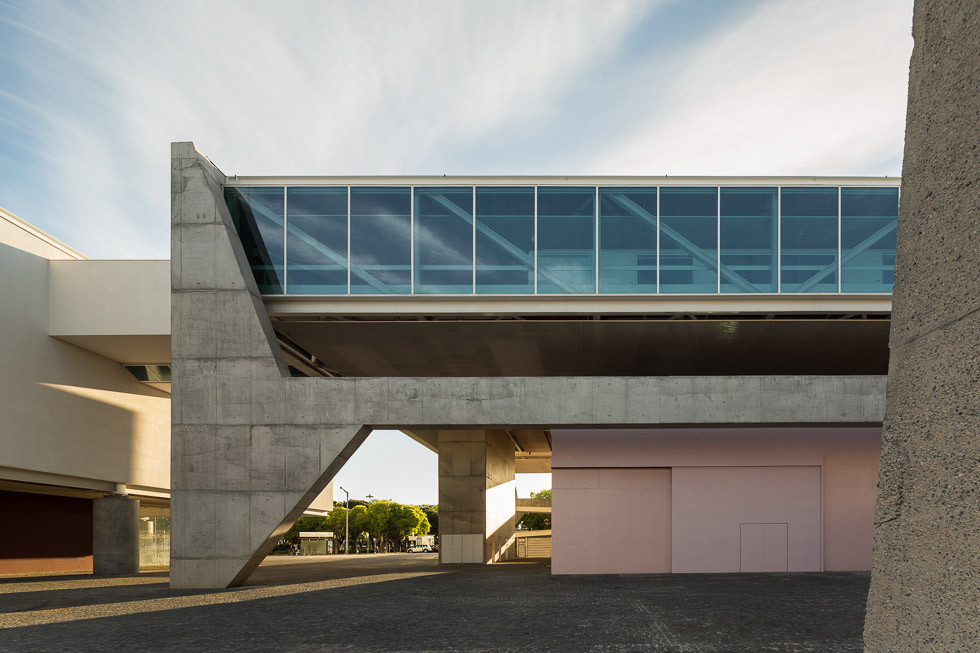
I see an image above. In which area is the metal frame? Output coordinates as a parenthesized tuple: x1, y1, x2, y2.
(282, 185, 288, 294)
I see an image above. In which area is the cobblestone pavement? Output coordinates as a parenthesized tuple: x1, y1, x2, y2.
(0, 555, 869, 652)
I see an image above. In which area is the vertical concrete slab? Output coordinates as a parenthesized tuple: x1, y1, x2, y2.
(93, 495, 139, 575)
(864, 4, 980, 649)
(171, 142, 371, 588)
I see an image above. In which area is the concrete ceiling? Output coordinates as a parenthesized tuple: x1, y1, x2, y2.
(272, 318, 889, 378)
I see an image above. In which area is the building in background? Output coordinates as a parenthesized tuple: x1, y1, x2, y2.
(0, 206, 331, 574)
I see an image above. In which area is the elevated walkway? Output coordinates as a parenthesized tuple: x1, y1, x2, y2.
(516, 497, 552, 516)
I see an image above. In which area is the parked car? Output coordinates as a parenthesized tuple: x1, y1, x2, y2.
(429, 545, 439, 553)
(408, 544, 430, 553)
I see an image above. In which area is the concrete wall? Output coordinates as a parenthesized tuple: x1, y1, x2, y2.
(551, 427, 881, 573)
(0, 241, 171, 497)
(437, 430, 516, 564)
(864, 2, 980, 649)
(484, 430, 516, 563)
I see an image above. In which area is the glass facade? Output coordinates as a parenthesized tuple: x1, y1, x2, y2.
(475, 187, 534, 294)
(537, 187, 595, 294)
(350, 187, 411, 294)
(286, 187, 347, 294)
(225, 187, 285, 294)
(781, 188, 839, 293)
(225, 183, 898, 296)
(599, 188, 658, 293)
(841, 188, 898, 293)
(659, 187, 717, 293)
(415, 188, 473, 294)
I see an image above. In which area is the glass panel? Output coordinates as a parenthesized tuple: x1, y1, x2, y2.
(780, 188, 838, 293)
(286, 187, 348, 294)
(842, 187, 898, 293)
(598, 188, 658, 294)
(224, 187, 284, 294)
(537, 187, 595, 294)
(659, 187, 718, 293)
(414, 188, 473, 294)
(139, 505, 170, 568)
(475, 187, 534, 294)
(350, 187, 411, 294)
(720, 187, 777, 293)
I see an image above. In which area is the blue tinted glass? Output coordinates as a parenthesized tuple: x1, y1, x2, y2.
(286, 187, 347, 294)
(598, 188, 658, 294)
(842, 188, 898, 293)
(350, 187, 411, 294)
(414, 188, 473, 294)
(224, 186, 284, 294)
(720, 188, 777, 293)
(537, 187, 595, 294)
(659, 188, 717, 293)
(780, 188, 838, 293)
(475, 187, 534, 294)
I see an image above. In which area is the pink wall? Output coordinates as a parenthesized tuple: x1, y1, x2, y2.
(552, 468, 671, 574)
(671, 466, 821, 573)
(551, 427, 881, 573)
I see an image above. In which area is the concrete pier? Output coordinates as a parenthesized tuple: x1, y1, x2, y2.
(92, 495, 139, 575)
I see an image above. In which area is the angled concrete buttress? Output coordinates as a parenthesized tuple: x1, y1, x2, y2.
(171, 142, 888, 588)
(864, 2, 980, 650)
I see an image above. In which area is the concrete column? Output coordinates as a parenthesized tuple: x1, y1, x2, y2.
(863, 2, 980, 650)
(93, 495, 139, 575)
(438, 430, 516, 564)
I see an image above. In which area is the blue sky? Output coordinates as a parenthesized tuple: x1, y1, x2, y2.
(0, 0, 914, 504)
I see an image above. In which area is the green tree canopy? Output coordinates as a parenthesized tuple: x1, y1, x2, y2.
(517, 489, 551, 531)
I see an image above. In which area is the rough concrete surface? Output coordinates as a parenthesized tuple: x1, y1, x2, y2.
(0, 555, 870, 652)
(92, 496, 139, 575)
(863, 0, 980, 650)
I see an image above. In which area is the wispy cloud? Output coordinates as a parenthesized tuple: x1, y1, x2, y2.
(0, 0, 911, 259)
(590, 0, 914, 175)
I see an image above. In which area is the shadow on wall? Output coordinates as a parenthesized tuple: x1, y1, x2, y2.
(34, 381, 167, 491)
(0, 490, 94, 574)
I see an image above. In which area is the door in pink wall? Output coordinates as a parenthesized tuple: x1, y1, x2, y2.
(671, 466, 821, 573)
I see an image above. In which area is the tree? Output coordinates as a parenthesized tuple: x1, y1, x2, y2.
(419, 504, 438, 535)
(365, 501, 394, 551)
(517, 489, 551, 531)
(390, 504, 430, 550)
(348, 504, 369, 548)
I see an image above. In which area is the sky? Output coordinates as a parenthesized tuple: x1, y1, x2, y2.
(0, 0, 914, 505)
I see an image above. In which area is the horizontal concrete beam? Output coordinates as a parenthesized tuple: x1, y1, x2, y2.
(192, 374, 885, 429)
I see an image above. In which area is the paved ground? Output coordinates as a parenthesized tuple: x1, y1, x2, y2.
(0, 555, 869, 652)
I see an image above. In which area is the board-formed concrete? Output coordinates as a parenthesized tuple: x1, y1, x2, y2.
(171, 142, 889, 588)
(863, 2, 980, 650)
(438, 430, 516, 564)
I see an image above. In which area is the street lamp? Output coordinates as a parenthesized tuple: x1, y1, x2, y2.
(339, 486, 350, 554)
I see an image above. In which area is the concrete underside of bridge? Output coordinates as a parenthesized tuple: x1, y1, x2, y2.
(170, 143, 887, 589)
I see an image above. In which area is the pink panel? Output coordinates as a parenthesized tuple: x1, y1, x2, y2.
(763, 523, 788, 572)
(671, 466, 821, 573)
(552, 427, 881, 571)
(552, 468, 670, 574)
